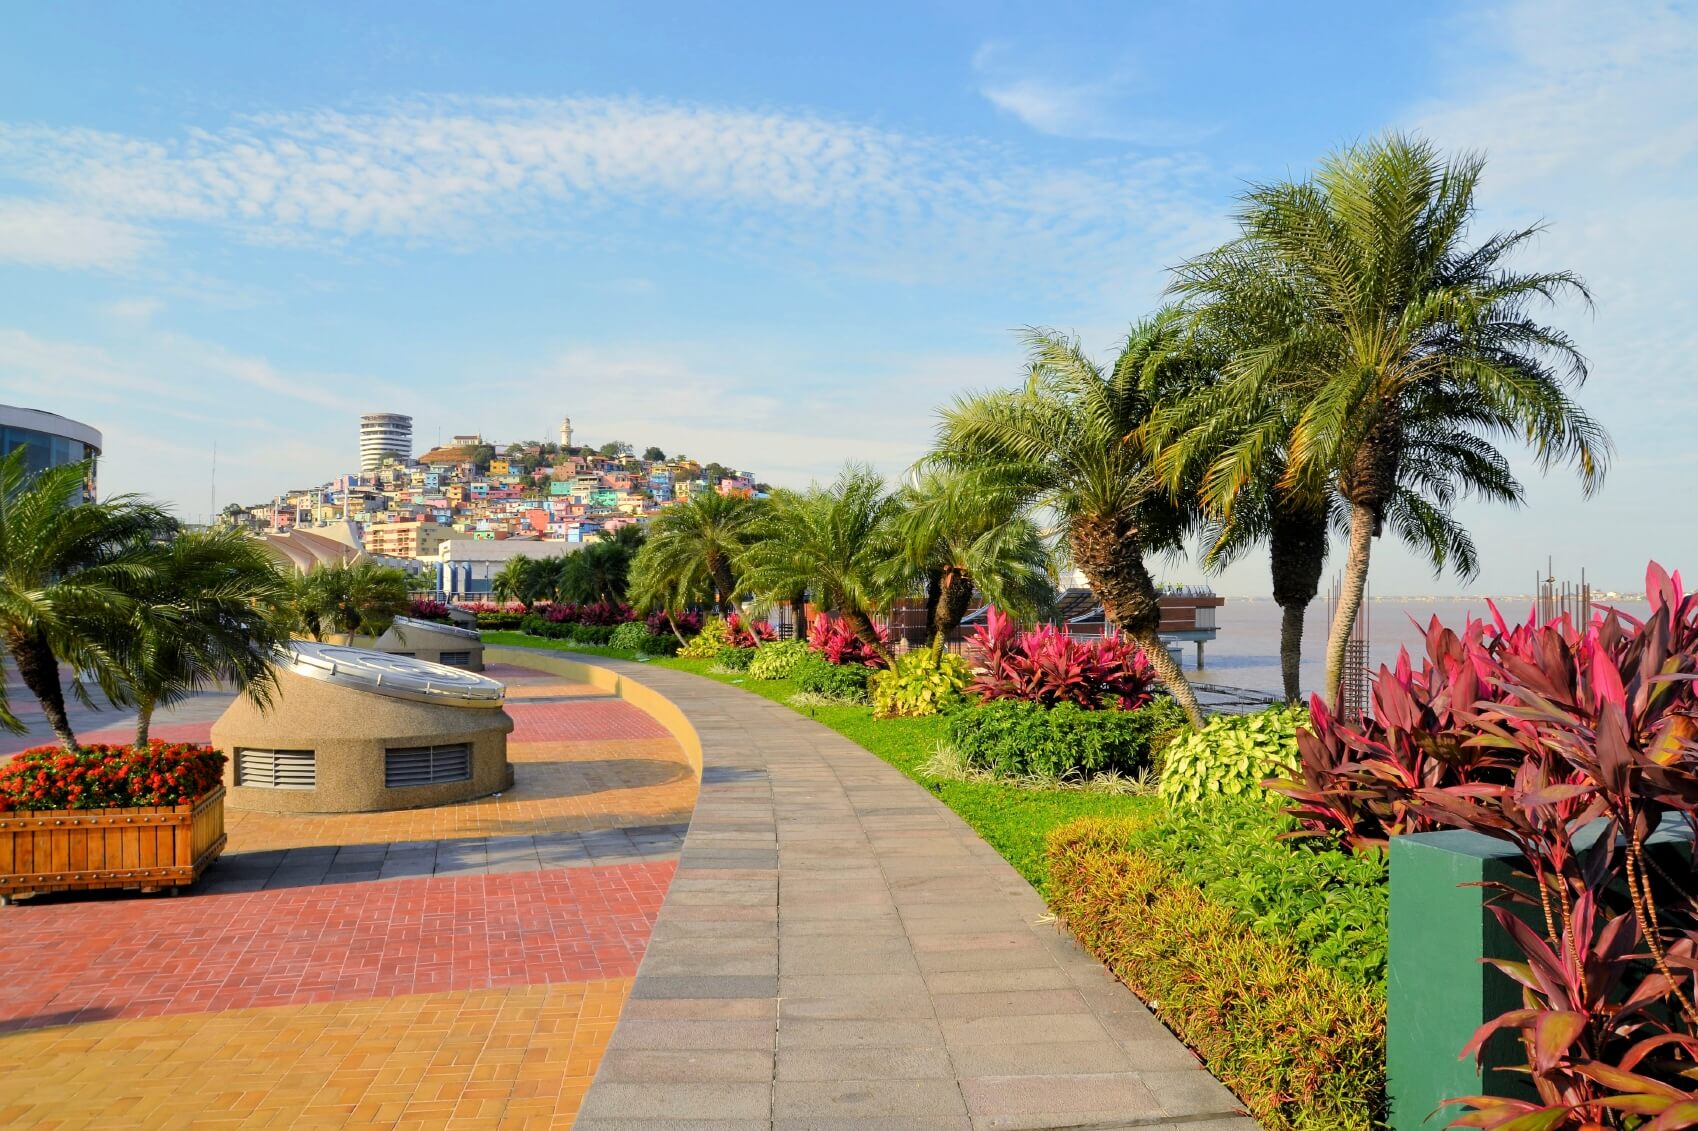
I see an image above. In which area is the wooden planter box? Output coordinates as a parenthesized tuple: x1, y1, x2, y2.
(0, 787, 226, 902)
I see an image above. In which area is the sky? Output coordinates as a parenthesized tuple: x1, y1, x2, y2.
(1, 0, 1693, 597)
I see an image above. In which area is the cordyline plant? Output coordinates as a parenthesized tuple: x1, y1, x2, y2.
(1270, 564, 1698, 1129)
(808, 613, 888, 668)
(965, 606, 1157, 711)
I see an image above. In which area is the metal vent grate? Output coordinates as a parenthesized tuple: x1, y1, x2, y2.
(385, 744, 472, 788)
(438, 651, 472, 668)
(235, 748, 316, 789)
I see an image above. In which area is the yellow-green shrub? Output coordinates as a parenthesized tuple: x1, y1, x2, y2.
(1157, 705, 1306, 805)
(1046, 818, 1385, 1130)
(677, 615, 735, 658)
(869, 650, 971, 718)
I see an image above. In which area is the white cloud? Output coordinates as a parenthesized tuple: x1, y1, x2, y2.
(0, 199, 152, 269)
(972, 42, 1210, 145)
(0, 95, 1213, 286)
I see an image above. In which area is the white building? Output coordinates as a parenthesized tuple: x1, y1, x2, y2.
(359, 412, 413, 473)
(434, 538, 581, 599)
(559, 415, 573, 450)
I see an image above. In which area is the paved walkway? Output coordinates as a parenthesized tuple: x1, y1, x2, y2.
(0, 661, 697, 1129)
(531, 654, 1254, 1131)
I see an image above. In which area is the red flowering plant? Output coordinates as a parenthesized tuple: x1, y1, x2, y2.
(647, 609, 704, 637)
(456, 601, 527, 614)
(1270, 564, 1698, 1128)
(808, 613, 888, 668)
(963, 606, 1157, 710)
(541, 601, 637, 626)
(725, 614, 778, 649)
(0, 742, 227, 812)
(407, 598, 453, 623)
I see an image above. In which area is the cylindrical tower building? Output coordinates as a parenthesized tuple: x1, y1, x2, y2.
(360, 413, 412, 472)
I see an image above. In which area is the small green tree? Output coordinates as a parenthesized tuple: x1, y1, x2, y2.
(643, 446, 666, 462)
(287, 559, 412, 643)
(740, 467, 902, 666)
(121, 529, 291, 746)
(0, 450, 177, 750)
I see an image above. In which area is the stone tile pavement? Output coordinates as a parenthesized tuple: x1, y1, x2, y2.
(527, 654, 1259, 1131)
(0, 662, 699, 1129)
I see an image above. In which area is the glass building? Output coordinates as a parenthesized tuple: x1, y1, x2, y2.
(0, 404, 103, 495)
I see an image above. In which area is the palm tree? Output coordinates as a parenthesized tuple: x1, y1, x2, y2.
(1145, 315, 1335, 704)
(0, 450, 176, 750)
(287, 559, 412, 643)
(931, 318, 1208, 727)
(628, 545, 712, 643)
(1168, 134, 1610, 709)
(558, 527, 645, 605)
(740, 467, 904, 667)
(490, 557, 528, 605)
(888, 467, 1054, 655)
(120, 529, 291, 746)
(634, 491, 760, 613)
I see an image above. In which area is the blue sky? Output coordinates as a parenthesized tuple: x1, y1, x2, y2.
(2, 1, 1694, 596)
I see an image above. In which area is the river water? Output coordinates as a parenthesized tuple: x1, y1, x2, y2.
(1188, 595, 1652, 699)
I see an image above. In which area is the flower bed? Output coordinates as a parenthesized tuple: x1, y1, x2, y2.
(1048, 816, 1385, 1130)
(0, 743, 227, 901)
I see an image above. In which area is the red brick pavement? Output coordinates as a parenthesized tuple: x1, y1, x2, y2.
(507, 698, 672, 743)
(0, 861, 673, 1033)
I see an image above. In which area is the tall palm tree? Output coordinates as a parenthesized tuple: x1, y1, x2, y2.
(558, 527, 645, 605)
(120, 529, 292, 746)
(0, 450, 176, 750)
(490, 557, 530, 606)
(740, 468, 902, 666)
(1169, 134, 1610, 710)
(931, 317, 1208, 727)
(634, 491, 760, 613)
(287, 559, 412, 643)
(1146, 315, 1335, 704)
(887, 466, 1054, 655)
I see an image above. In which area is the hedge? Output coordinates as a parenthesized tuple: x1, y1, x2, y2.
(1046, 817, 1386, 1130)
(945, 698, 1183, 778)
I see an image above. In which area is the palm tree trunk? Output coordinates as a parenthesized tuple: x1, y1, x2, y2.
(1132, 628, 1202, 728)
(134, 696, 155, 748)
(1324, 502, 1375, 713)
(789, 595, 808, 640)
(665, 610, 687, 645)
(1269, 498, 1327, 705)
(840, 607, 895, 668)
(6, 629, 78, 751)
(1278, 604, 1306, 705)
(1068, 516, 1204, 728)
(706, 551, 737, 614)
(922, 568, 944, 651)
(931, 570, 973, 658)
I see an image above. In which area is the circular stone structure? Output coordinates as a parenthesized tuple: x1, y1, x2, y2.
(364, 615, 487, 671)
(211, 642, 514, 814)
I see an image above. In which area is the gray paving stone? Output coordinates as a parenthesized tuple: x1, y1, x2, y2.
(773, 1078, 967, 1118)
(957, 1072, 1164, 1119)
(629, 975, 777, 1000)
(596, 1049, 774, 1084)
(578, 1082, 769, 1120)
(504, 652, 1254, 1131)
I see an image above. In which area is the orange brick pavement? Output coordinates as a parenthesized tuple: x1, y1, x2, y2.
(0, 662, 694, 1129)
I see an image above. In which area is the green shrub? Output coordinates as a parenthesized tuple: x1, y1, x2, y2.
(715, 644, 756, 671)
(476, 611, 525, 629)
(1048, 818, 1385, 1130)
(1158, 705, 1306, 805)
(746, 640, 808, 680)
(639, 632, 680, 656)
(869, 650, 971, 718)
(678, 615, 735, 658)
(945, 699, 1182, 779)
(1125, 800, 1387, 988)
(794, 655, 871, 703)
(609, 621, 653, 652)
(567, 624, 616, 646)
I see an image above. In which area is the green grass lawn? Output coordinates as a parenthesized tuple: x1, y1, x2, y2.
(484, 632, 1159, 892)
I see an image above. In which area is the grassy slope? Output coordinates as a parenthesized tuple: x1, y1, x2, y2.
(484, 633, 1158, 892)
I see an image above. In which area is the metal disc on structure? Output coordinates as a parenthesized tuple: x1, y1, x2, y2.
(283, 641, 505, 707)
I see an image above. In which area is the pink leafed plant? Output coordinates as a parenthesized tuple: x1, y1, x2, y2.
(964, 606, 1156, 710)
(807, 613, 887, 668)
